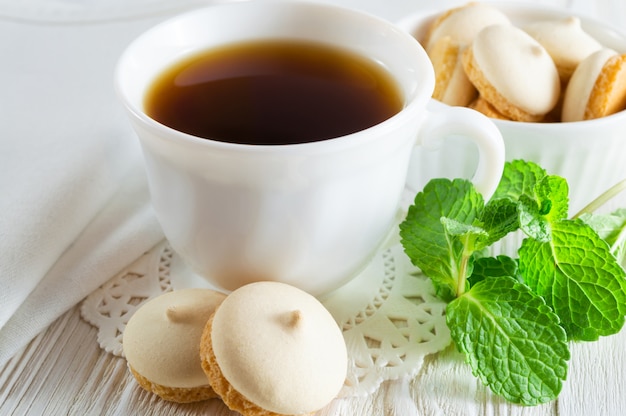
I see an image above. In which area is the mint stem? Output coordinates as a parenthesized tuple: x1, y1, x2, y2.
(456, 244, 471, 298)
(457, 236, 473, 297)
(572, 179, 626, 219)
(457, 256, 469, 297)
(611, 227, 626, 257)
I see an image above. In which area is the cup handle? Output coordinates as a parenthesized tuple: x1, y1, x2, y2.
(417, 106, 505, 200)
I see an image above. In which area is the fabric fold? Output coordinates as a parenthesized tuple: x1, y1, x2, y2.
(0, 166, 163, 367)
(0, 13, 168, 366)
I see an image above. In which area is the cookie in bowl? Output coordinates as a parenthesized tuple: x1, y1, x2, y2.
(468, 96, 510, 120)
(462, 24, 561, 122)
(562, 48, 626, 121)
(423, 2, 510, 52)
(524, 16, 603, 84)
(425, 2, 511, 106)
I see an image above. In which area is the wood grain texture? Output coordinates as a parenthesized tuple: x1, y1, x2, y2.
(2, 304, 626, 415)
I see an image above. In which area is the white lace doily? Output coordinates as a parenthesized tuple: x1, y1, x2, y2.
(0, 0, 220, 23)
(81, 208, 451, 397)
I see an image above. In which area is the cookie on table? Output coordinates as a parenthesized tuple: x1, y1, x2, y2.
(200, 281, 347, 416)
(123, 288, 227, 403)
(462, 24, 561, 122)
(562, 48, 626, 121)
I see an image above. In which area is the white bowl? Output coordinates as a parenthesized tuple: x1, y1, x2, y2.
(398, 2, 626, 213)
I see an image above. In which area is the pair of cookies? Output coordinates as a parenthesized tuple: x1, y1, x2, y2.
(123, 282, 347, 415)
(524, 15, 626, 122)
(424, 2, 626, 122)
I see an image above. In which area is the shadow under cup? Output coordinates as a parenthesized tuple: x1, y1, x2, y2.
(115, 2, 442, 296)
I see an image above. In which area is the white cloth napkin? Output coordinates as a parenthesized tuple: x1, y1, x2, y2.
(0, 12, 178, 366)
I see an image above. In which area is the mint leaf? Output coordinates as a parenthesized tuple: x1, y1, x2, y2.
(519, 219, 626, 341)
(440, 217, 486, 239)
(447, 276, 569, 406)
(399, 179, 484, 301)
(469, 255, 521, 286)
(535, 175, 569, 222)
(476, 198, 519, 249)
(400, 159, 626, 406)
(492, 160, 547, 201)
(492, 161, 568, 242)
(579, 208, 626, 261)
(518, 175, 569, 242)
(518, 195, 551, 242)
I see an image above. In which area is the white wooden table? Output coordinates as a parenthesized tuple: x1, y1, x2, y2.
(2, 302, 626, 415)
(2, 0, 626, 415)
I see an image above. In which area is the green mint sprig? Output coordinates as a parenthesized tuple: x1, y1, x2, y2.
(399, 160, 626, 406)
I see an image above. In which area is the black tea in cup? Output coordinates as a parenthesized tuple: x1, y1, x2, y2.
(144, 40, 404, 145)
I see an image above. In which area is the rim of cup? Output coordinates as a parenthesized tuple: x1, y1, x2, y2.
(115, 0, 435, 154)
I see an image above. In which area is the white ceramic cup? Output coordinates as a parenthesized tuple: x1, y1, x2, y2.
(115, 1, 505, 296)
(397, 2, 626, 214)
